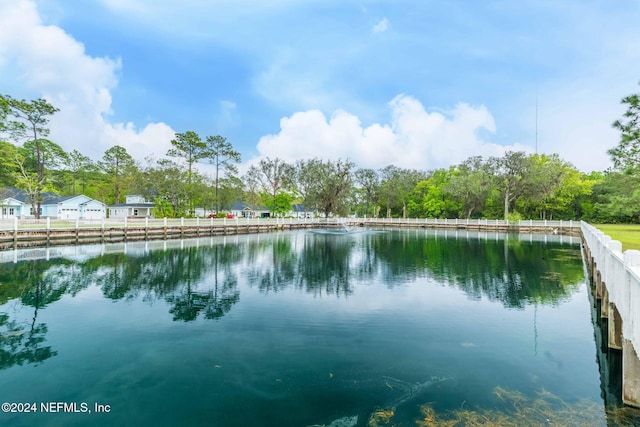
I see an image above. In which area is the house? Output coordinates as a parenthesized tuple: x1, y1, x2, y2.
(194, 207, 215, 218)
(290, 204, 315, 219)
(0, 196, 28, 219)
(0, 187, 106, 219)
(108, 195, 155, 219)
(43, 195, 107, 219)
(229, 201, 271, 218)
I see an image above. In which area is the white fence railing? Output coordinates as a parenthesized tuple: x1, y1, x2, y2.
(0, 217, 582, 232)
(581, 221, 640, 357)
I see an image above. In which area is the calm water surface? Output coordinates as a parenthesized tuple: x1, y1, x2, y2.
(0, 229, 615, 426)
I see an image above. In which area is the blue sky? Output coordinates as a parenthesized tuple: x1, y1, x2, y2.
(1, 0, 640, 173)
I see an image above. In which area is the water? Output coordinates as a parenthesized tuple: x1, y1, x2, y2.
(0, 228, 624, 426)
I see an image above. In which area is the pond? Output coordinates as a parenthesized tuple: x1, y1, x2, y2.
(0, 228, 633, 426)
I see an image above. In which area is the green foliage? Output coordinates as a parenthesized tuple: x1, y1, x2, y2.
(246, 157, 295, 213)
(271, 191, 294, 216)
(98, 145, 136, 204)
(295, 158, 354, 217)
(0, 141, 18, 187)
(379, 165, 427, 217)
(444, 156, 493, 218)
(204, 135, 241, 211)
(609, 85, 640, 171)
(1, 95, 60, 218)
(407, 169, 461, 218)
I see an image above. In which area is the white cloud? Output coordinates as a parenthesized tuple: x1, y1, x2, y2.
(253, 95, 527, 170)
(0, 0, 174, 162)
(372, 18, 389, 34)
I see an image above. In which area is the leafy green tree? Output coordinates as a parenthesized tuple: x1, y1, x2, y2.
(0, 141, 19, 187)
(1, 95, 60, 218)
(246, 158, 295, 214)
(354, 168, 380, 217)
(591, 171, 640, 223)
(203, 135, 241, 212)
(491, 151, 533, 220)
(444, 156, 493, 218)
(295, 158, 354, 217)
(408, 169, 461, 218)
(99, 145, 136, 204)
(609, 85, 640, 171)
(142, 158, 189, 217)
(379, 166, 427, 218)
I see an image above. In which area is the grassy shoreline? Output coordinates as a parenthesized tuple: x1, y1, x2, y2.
(594, 224, 640, 251)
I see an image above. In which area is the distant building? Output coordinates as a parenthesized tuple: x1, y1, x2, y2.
(229, 201, 271, 218)
(290, 204, 315, 218)
(108, 195, 155, 218)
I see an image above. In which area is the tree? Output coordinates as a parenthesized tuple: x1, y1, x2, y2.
(141, 158, 190, 217)
(444, 156, 493, 218)
(246, 158, 295, 214)
(65, 150, 94, 194)
(0, 141, 19, 187)
(295, 158, 354, 218)
(1, 95, 60, 218)
(609, 85, 640, 171)
(379, 166, 427, 218)
(491, 151, 532, 220)
(354, 168, 380, 217)
(408, 169, 460, 218)
(99, 145, 136, 204)
(167, 131, 207, 185)
(203, 135, 241, 212)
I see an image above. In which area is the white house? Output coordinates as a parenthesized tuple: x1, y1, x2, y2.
(290, 204, 315, 219)
(108, 195, 155, 219)
(1, 187, 105, 219)
(0, 197, 28, 219)
(230, 201, 271, 218)
(43, 195, 107, 220)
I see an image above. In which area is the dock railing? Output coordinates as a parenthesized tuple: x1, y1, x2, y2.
(0, 217, 582, 232)
(581, 221, 640, 407)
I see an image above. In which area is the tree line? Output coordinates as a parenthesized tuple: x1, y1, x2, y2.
(1, 86, 639, 222)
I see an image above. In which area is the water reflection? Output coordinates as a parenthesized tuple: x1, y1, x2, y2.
(0, 230, 583, 312)
(0, 229, 609, 426)
(0, 261, 66, 370)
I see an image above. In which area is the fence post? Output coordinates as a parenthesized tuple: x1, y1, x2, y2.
(163, 217, 167, 239)
(46, 217, 51, 243)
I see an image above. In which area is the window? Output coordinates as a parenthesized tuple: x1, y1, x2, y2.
(9, 208, 14, 215)
(133, 209, 139, 216)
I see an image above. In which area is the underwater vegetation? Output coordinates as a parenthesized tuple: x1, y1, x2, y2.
(364, 386, 640, 427)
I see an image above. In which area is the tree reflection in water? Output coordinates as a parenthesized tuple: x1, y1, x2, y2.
(0, 230, 584, 370)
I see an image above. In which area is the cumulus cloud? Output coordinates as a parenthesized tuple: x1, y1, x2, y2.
(254, 95, 528, 170)
(0, 0, 174, 162)
(372, 18, 389, 33)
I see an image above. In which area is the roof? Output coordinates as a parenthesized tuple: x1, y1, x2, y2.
(229, 201, 269, 211)
(0, 197, 27, 206)
(1, 186, 59, 204)
(109, 203, 155, 208)
(292, 204, 310, 212)
(1, 187, 105, 206)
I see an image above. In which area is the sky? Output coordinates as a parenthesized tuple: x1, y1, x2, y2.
(1, 0, 640, 175)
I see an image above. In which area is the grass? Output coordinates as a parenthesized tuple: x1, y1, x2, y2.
(594, 224, 640, 251)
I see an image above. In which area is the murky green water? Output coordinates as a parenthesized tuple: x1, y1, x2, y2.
(0, 228, 625, 426)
